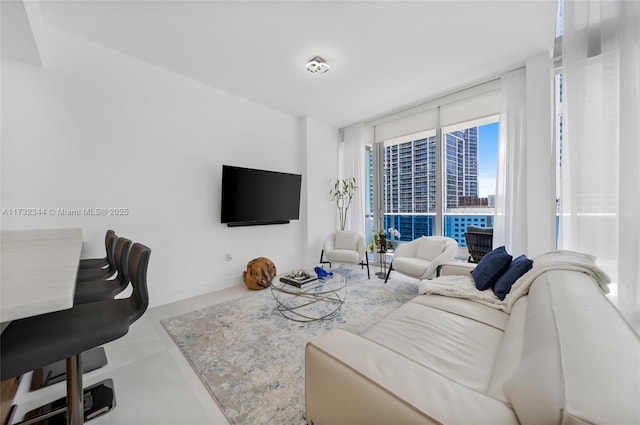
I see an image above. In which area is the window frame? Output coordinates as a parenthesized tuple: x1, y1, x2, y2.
(368, 113, 499, 247)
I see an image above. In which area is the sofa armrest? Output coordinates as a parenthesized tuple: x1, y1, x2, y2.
(431, 241, 457, 265)
(420, 244, 457, 279)
(356, 234, 367, 258)
(305, 329, 518, 425)
(436, 261, 476, 277)
(323, 233, 336, 252)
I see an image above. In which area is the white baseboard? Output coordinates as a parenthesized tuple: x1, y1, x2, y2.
(150, 275, 243, 308)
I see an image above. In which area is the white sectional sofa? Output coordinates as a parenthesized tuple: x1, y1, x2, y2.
(305, 267, 640, 424)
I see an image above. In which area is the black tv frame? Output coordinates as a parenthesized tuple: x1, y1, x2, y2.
(226, 219, 290, 227)
(220, 165, 302, 227)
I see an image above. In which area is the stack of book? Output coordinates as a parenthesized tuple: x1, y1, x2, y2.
(280, 271, 318, 288)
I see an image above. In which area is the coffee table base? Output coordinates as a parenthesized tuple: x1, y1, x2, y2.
(271, 275, 347, 322)
(273, 291, 345, 322)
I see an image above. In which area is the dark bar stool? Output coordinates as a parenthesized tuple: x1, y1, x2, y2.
(30, 237, 134, 391)
(1, 243, 151, 425)
(76, 232, 118, 283)
(74, 237, 132, 305)
(78, 230, 116, 270)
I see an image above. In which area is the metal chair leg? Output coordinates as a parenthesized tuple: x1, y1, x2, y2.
(319, 250, 331, 268)
(384, 262, 393, 283)
(366, 254, 370, 279)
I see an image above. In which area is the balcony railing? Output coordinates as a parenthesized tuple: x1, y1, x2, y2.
(366, 211, 494, 248)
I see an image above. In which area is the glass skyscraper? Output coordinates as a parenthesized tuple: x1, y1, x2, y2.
(445, 128, 479, 209)
(380, 127, 489, 246)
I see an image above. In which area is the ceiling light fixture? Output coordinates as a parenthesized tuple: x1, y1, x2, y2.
(306, 56, 330, 75)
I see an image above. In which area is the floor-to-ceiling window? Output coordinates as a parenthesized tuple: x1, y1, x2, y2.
(443, 118, 499, 246)
(364, 146, 374, 247)
(364, 82, 501, 255)
(554, 71, 563, 248)
(366, 116, 499, 251)
(383, 130, 437, 243)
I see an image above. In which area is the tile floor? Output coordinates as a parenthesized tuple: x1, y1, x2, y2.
(10, 284, 252, 425)
(8, 268, 640, 425)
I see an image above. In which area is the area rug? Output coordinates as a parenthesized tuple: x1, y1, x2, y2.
(161, 267, 418, 425)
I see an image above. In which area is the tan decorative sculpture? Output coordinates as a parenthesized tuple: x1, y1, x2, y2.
(242, 257, 277, 290)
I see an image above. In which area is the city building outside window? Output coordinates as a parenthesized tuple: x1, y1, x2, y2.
(366, 117, 499, 249)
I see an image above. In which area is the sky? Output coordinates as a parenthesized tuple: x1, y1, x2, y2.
(478, 121, 499, 198)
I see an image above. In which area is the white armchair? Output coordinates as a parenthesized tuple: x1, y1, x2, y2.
(320, 231, 370, 279)
(384, 236, 457, 283)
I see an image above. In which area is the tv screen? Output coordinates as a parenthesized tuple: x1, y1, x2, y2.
(221, 165, 302, 227)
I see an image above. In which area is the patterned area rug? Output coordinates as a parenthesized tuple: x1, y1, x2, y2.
(161, 267, 418, 425)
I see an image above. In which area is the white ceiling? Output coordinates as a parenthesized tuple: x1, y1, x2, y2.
(28, 1, 558, 128)
(1, 1, 42, 66)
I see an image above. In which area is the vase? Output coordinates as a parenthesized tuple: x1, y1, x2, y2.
(379, 235, 387, 253)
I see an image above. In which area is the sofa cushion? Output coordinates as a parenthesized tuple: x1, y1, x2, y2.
(334, 231, 358, 250)
(363, 298, 505, 393)
(410, 295, 509, 331)
(306, 328, 520, 425)
(471, 246, 512, 290)
(493, 255, 533, 300)
(416, 237, 446, 261)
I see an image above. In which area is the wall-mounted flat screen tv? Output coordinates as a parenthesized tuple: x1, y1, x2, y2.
(221, 165, 302, 227)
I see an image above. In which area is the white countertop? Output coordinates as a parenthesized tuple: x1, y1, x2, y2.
(1, 228, 82, 323)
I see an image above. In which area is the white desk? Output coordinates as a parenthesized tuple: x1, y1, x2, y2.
(1, 228, 82, 324)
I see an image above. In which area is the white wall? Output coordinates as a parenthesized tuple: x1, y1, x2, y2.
(1, 28, 335, 306)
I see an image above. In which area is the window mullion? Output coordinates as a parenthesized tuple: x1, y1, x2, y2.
(435, 108, 443, 236)
(372, 141, 384, 234)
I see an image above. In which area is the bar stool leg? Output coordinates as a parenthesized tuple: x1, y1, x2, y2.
(67, 354, 84, 425)
(31, 347, 108, 391)
(12, 355, 85, 425)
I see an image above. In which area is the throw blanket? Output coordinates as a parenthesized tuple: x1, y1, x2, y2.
(418, 250, 611, 313)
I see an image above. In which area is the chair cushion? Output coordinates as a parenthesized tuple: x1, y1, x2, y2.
(334, 231, 358, 250)
(325, 249, 360, 263)
(493, 255, 533, 300)
(471, 246, 512, 290)
(392, 257, 430, 278)
(416, 237, 446, 261)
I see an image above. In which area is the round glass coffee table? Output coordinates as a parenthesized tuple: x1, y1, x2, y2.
(270, 274, 347, 322)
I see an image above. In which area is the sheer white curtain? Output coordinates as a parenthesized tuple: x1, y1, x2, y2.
(494, 69, 528, 256)
(341, 123, 366, 237)
(562, 0, 640, 320)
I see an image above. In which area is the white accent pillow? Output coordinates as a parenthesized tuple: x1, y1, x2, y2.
(334, 231, 358, 250)
(416, 237, 446, 261)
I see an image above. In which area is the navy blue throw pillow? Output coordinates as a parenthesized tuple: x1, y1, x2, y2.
(471, 246, 513, 291)
(493, 255, 533, 300)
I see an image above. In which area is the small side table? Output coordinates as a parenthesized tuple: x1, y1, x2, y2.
(375, 248, 387, 279)
(436, 260, 477, 277)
